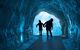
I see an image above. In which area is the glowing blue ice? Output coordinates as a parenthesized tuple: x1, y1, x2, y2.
(33, 11, 62, 36)
(20, 33, 23, 42)
(19, 16, 25, 42)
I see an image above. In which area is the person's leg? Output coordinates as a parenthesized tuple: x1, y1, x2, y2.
(40, 30, 42, 36)
(39, 30, 42, 36)
(47, 30, 49, 38)
(39, 31, 41, 36)
(50, 30, 52, 37)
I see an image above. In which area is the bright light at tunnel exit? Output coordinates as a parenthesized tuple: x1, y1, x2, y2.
(33, 11, 62, 36)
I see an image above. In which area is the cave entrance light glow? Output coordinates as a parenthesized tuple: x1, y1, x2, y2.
(33, 11, 62, 36)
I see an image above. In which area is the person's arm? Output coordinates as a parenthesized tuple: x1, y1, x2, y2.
(51, 23, 53, 29)
(36, 23, 39, 27)
(43, 22, 46, 27)
(42, 23, 44, 26)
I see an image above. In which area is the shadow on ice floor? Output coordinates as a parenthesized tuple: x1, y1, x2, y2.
(17, 35, 67, 50)
(1, 35, 79, 50)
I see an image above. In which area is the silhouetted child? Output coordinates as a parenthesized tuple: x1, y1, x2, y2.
(36, 20, 43, 36)
(44, 18, 53, 38)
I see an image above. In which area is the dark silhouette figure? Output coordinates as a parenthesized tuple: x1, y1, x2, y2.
(44, 18, 53, 38)
(36, 20, 43, 36)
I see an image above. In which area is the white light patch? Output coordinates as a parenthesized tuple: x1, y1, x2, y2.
(33, 11, 62, 36)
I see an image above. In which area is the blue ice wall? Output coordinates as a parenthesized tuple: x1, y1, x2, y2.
(18, 16, 25, 42)
(33, 11, 62, 36)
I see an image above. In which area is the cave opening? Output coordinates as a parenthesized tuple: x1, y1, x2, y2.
(33, 11, 62, 36)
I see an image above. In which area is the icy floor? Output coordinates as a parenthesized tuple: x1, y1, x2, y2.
(16, 36, 39, 50)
